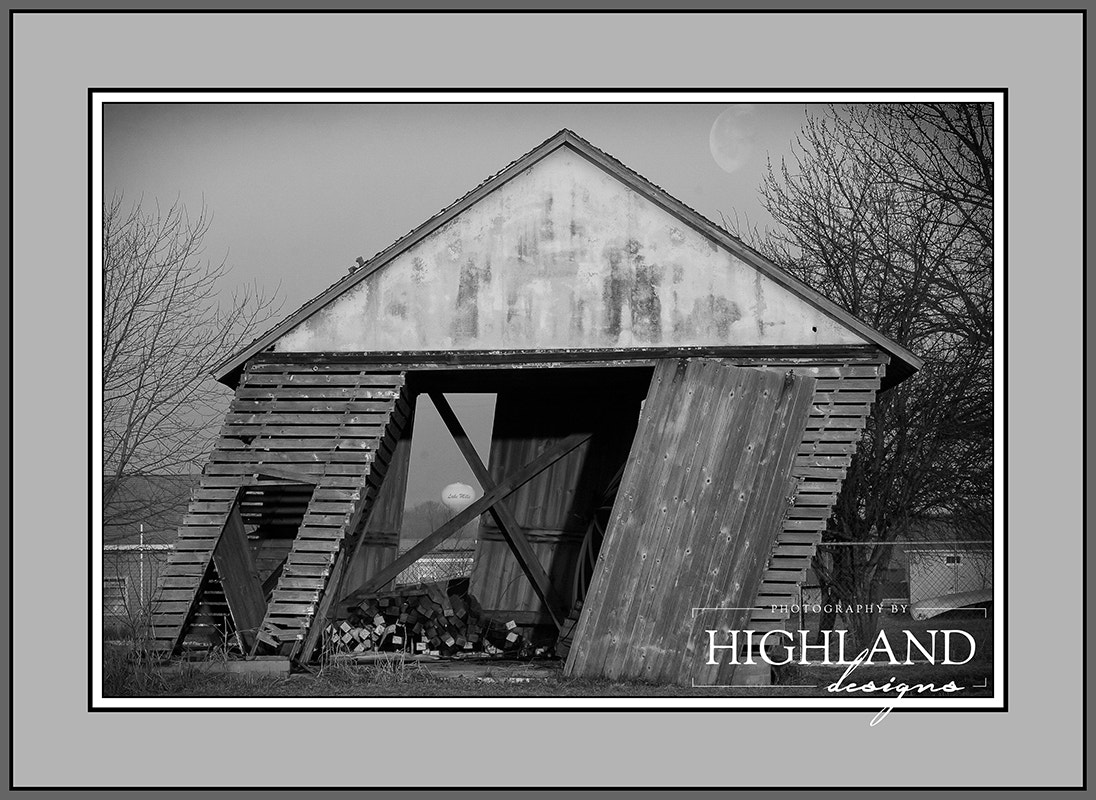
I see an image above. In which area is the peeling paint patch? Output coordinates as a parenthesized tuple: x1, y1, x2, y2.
(541, 195, 555, 241)
(602, 248, 628, 340)
(713, 297, 740, 339)
(453, 258, 480, 341)
(631, 245, 662, 343)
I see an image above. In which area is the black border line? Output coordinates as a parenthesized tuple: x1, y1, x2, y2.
(9, 7, 1095, 13)
(7, 8, 14, 795)
(84, 87, 1009, 720)
(1079, 9, 1087, 792)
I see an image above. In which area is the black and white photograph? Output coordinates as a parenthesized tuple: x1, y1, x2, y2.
(93, 95, 1001, 711)
(9, 8, 1086, 791)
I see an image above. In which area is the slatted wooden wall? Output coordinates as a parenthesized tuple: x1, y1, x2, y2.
(737, 358, 886, 637)
(564, 358, 817, 685)
(336, 413, 414, 602)
(150, 360, 410, 658)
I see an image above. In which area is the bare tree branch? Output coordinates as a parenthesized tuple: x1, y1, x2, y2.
(102, 195, 282, 529)
(728, 104, 993, 646)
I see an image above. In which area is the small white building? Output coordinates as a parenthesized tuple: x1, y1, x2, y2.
(904, 544, 992, 604)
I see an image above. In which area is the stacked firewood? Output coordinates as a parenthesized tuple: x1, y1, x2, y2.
(326, 578, 530, 658)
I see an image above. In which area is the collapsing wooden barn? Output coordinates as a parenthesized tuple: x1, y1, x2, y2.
(148, 129, 921, 685)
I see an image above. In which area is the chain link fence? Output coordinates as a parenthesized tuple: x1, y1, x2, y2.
(903, 543, 993, 604)
(102, 544, 173, 642)
(394, 549, 476, 585)
(793, 541, 993, 635)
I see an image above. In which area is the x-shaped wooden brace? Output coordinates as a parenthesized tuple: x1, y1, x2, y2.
(341, 397, 587, 630)
(427, 392, 570, 629)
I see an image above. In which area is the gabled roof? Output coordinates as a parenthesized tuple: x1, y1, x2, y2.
(213, 129, 922, 387)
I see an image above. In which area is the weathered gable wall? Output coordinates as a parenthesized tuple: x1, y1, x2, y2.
(275, 147, 866, 353)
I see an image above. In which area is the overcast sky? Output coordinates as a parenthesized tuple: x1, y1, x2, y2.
(103, 100, 827, 514)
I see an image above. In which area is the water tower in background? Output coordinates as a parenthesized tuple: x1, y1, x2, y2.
(441, 482, 479, 546)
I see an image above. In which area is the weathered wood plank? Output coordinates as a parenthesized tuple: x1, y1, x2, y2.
(272, 577, 327, 590)
(784, 505, 836, 519)
(266, 602, 319, 615)
(794, 454, 853, 469)
(209, 451, 376, 465)
(791, 493, 840, 506)
(230, 399, 397, 413)
(791, 465, 847, 479)
(223, 412, 391, 426)
(205, 463, 325, 476)
(782, 519, 828, 532)
(235, 387, 401, 402)
(813, 378, 881, 391)
(243, 373, 404, 387)
(216, 437, 382, 451)
(760, 569, 807, 585)
(289, 538, 343, 552)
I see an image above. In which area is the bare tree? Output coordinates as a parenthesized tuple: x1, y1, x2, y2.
(401, 500, 455, 542)
(730, 104, 994, 646)
(102, 195, 280, 529)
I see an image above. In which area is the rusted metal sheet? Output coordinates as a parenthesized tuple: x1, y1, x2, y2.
(274, 147, 866, 354)
(469, 387, 643, 617)
(565, 358, 817, 685)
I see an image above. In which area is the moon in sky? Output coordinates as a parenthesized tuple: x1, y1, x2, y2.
(709, 106, 757, 174)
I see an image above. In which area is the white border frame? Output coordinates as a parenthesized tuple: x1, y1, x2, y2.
(91, 90, 1005, 712)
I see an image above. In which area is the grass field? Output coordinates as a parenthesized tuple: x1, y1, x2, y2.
(104, 611, 992, 700)
(102, 603, 992, 699)
(103, 659, 993, 700)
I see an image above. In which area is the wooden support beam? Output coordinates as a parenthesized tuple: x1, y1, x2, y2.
(428, 392, 568, 630)
(211, 503, 267, 652)
(343, 431, 594, 604)
(260, 557, 287, 596)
